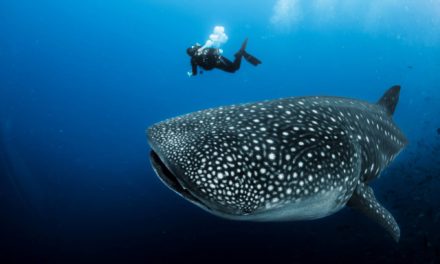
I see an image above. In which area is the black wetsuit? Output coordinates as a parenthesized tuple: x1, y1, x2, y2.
(190, 48, 243, 76)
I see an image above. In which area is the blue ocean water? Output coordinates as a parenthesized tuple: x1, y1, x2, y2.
(1, 0, 440, 263)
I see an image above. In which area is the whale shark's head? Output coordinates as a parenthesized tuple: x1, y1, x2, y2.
(147, 112, 261, 218)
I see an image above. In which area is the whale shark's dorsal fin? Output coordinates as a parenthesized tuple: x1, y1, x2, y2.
(377, 85, 401, 117)
(348, 182, 400, 242)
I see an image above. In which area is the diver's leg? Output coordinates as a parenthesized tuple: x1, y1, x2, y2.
(231, 53, 243, 71)
(216, 55, 242, 73)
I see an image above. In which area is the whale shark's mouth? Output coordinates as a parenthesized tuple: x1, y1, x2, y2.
(149, 150, 206, 207)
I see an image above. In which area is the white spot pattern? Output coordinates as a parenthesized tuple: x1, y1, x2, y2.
(148, 93, 407, 221)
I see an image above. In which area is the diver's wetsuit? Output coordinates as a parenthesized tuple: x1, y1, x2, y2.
(187, 39, 261, 76)
(190, 48, 243, 76)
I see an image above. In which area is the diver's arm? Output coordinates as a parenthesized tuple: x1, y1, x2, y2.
(189, 58, 198, 76)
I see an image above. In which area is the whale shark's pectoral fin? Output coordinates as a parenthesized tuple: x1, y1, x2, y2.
(347, 182, 400, 242)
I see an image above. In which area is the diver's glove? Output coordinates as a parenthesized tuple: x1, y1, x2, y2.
(187, 71, 193, 77)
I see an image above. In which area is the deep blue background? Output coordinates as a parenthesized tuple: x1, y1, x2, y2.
(1, 1, 440, 263)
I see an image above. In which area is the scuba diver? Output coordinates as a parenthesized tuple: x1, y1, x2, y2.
(186, 26, 261, 76)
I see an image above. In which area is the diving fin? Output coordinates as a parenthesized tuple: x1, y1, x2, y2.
(243, 51, 262, 66)
(236, 38, 261, 66)
(240, 38, 248, 53)
(235, 38, 248, 58)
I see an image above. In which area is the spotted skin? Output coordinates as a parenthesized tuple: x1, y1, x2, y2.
(147, 86, 407, 241)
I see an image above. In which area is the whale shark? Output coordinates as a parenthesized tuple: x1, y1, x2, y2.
(147, 85, 407, 242)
